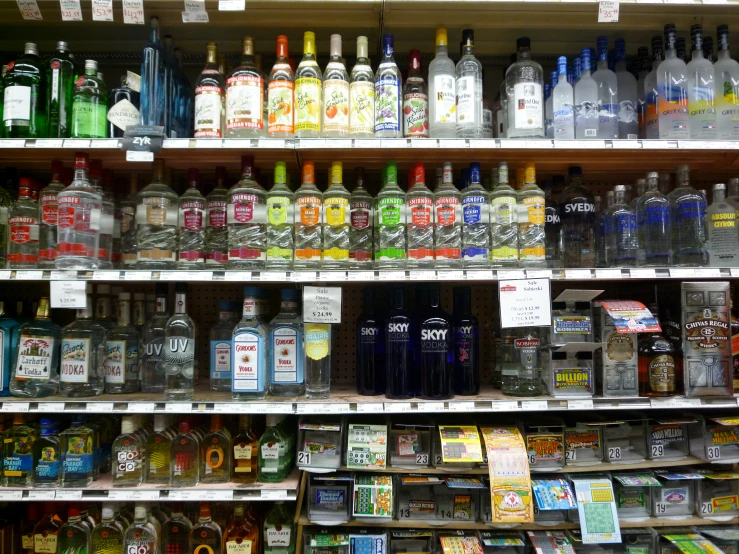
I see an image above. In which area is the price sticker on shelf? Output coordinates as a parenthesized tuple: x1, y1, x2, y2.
(303, 286, 342, 324)
(16, 0, 42, 19)
(598, 0, 619, 22)
(261, 489, 289, 500)
(126, 150, 153, 162)
(56, 490, 82, 500)
(1, 402, 29, 412)
(86, 402, 114, 412)
(59, 0, 82, 20)
(37, 402, 65, 413)
(122, 0, 144, 24)
(418, 402, 445, 412)
(109, 490, 161, 501)
(0, 491, 23, 500)
(91, 0, 113, 20)
(521, 400, 548, 411)
(28, 490, 56, 500)
(50, 281, 87, 309)
(218, 0, 244, 9)
(356, 403, 384, 413)
(182, 9, 208, 22)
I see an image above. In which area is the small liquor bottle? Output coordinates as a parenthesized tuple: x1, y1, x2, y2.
(145, 414, 172, 485)
(33, 418, 60, 488)
(3, 413, 36, 486)
(91, 503, 125, 554)
(258, 414, 292, 483)
(162, 502, 192, 553)
(192, 503, 223, 554)
(111, 415, 144, 487)
(210, 300, 238, 392)
(124, 504, 159, 554)
(71, 59, 108, 139)
(107, 75, 141, 138)
(58, 504, 91, 553)
(201, 414, 231, 484)
(32, 503, 62, 554)
(170, 420, 199, 487)
(638, 321, 677, 397)
(264, 502, 295, 554)
(60, 419, 95, 488)
(356, 287, 385, 395)
(232, 414, 258, 484)
(225, 503, 259, 554)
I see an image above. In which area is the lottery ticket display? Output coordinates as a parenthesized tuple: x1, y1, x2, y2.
(346, 424, 388, 470)
(571, 477, 622, 544)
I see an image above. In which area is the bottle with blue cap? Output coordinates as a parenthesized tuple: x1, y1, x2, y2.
(552, 56, 575, 140)
(574, 48, 599, 140)
(209, 299, 241, 392)
(461, 161, 490, 265)
(374, 34, 402, 137)
(232, 286, 268, 400)
(545, 70, 557, 138)
(592, 36, 619, 139)
(269, 288, 304, 396)
(163, 282, 196, 401)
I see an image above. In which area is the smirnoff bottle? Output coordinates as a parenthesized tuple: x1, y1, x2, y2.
(374, 162, 406, 268)
(349, 167, 374, 267)
(375, 34, 402, 138)
(267, 36, 295, 137)
(7, 178, 39, 268)
(295, 31, 322, 138)
(228, 155, 266, 268)
(136, 158, 178, 269)
(322, 161, 351, 268)
(38, 160, 65, 268)
(323, 34, 350, 137)
(461, 162, 490, 265)
(163, 283, 195, 401)
(490, 162, 519, 267)
(406, 162, 435, 268)
(403, 49, 429, 138)
(178, 168, 206, 268)
(349, 36, 375, 138)
(194, 41, 225, 138)
(294, 161, 323, 269)
(434, 162, 462, 267)
(206, 165, 228, 266)
(225, 37, 264, 138)
(266, 161, 294, 268)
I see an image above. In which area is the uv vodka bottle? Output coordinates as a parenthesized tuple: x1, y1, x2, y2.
(294, 31, 322, 138)
(615, 39, 639, 139)
(406, 162, 435, 267)
(349, 36, 375, 138)
(553, 56, 575, 139)
(104, 292, 140, 394)
(455, 29, 483, 138)
(269, 288, 304, 396)
(419, 285, 453, 400)
(453, 286, 479, 395)
(349, 167, 374, 266)
(574, 49, 599, 139)
(428, 28, 457, 138)
(715, 25, 739, 139)
(518, 163, 546, 267)
(356, 287, 385, 395)
(506, 37, 544, 138)
(141, 283, 169, 394)
(637, 46, 651, 138)
(434, 162, 462, 268)
(545, 71, 556, 138)
(559, 166, 596, 268)
(164, 283, 196, 401)
(293, 161, 323, 269)
(227, 155, 266, 268)
(667, 164, 708, 266)
(385, 286, 414, 399)
(375, 162, 407, 268)
(707, 183, 739, 267)
(604, 185, 637, 267)
(375, 34, 402, 137)
(592, 36, 619, 139)
(490, 162, 519, 266)
(233, 286, 268, 400)
(645, 36, 664, 139)
(462, 162, 490, 265)
(658, 24, 690, 139)
(687, 25, 718, 139)
(266, 161, 295, 268)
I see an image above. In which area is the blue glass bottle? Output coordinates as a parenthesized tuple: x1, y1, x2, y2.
(385, 286, 413, 399)
(356, 287, 385, 395)
(419, 285, 454, 400)
(162, 35, 175, 137)
(0, 301, 19, 396)
(140, 16, 165, 127)
(453, 287, 479, 396)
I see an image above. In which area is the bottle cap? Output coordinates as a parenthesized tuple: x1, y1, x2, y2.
(462, 29, 474, 46)
(383, 34, 394, 56)
(281, 288, 298, 301)
(302, 161, 315, 184)
(409, 49, 421, 71)
(68, 505, 81, 518)
(330, 34, 342, 58)
(524, 163, 536, 184)
(469, 162, 481, 185)
(356, 36, 369, 59)
(413, 162, 425, 185)
(210, 414, 222, 431)
(274, 162, 287, 185)
(303, 31, 316, 55)
(276, 35, 289, 58)
(241, 155, 255, 179)
(153, 414, 167, 432)
(121, 416, 135, 435)
(386, 162, 397, 184)
(714, 182, 727, 191)
(568, 166, 582, 176)
(557, 56, 567, 74)
(331, 161, 342, 185)
(101, 504, 115, 520)
(516, 37, 530, 49)
(243, 286, 259, 298)
(178, 420, 191, 434)
(74, 152, 90, 169)
(134, 505, 147, 519)
(435, 28, 448, 47)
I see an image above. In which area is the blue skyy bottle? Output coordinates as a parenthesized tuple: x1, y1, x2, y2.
(0, 301, 19, 396)
(385, 286, 414, 399)
(140, 16, 165, 127)
(419, 284, 454, 400)
(453, 287, 479, 396)
(356, 288, 385, 396)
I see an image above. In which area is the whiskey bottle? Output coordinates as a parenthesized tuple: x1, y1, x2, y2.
(638, 320, 677, 397)
(224, 503, 259, 554)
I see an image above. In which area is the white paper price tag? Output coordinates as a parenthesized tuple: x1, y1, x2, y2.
(438, 270, 464, 281)
(213, 402, 244, 413)
(37, 402, 65, 412)
(384, 402, 412, 412)
(224, 271, 252, 281)
(124, 271, 151, 280)
(183, 0, 205, 12)
(56, 490, 83, 500)
(598, 0, 619, 21)
(418, 402, 445, 412)
(127, 402, 156, 413)
(303, 286, 342, 324)
(218, 0, 244, 8)
(670, 268, 696, 278)
(2, 402, 29, 412)
(466, 270, 493, 280)
(35, 139, 64, 148)
(319, 271, 346, 282)
(249, 403, 291, 414)
(261, 489, 289, 499)
(595, 269, 623, 279)
(630, 268, 656, 279)
(0, 271, 11, 280)
(499, 278, 552, 328)
(108, 490, 160, 500)
(568, 399, 594, 410)
(293, 271, 317, 282)
(28, 490, 56, 500)
(93, 270, 121, 280)
(126, 150, 154, 162)
(498, 270, 525, 280)
(491, 401, 519, 412)
(122, 0, 144, 23)
(91, 0, 113, 20)
(379, 271, 406, 281)
(347, 271, 375, 281)
(60, 0, 82, 20)
(125, 71, 141, 93)
(694, 268, 722, 278)
(165, 403, 192, 413)
(259, 271, 287, 282)
(16, 0, 42, 19)
(50, 271, 77, 280)
(565, 269, 592, 280)
(0, 491, 23, 500)
(63, 139, 90, 148)
(355, 403, 384, 413)
(521, 400, 548, 411)
(15, 270, 43, 280)
(526, 269, 552, 279)
(297, 402, 350, 414)
(181, 12, 209, 23)
(86, 402, 114, 412)
(51, 281, 87, 309)
(448, 401, 476, 412)
(409, 270, 436, 281)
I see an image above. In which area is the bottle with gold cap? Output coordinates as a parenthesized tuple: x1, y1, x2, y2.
(268, 35, 295, 137)
(322, 161, 351, 268)
(266, 161, 294, 268)
(225, 37, 264, 139)
(429, 28, 457, 138)
(323, 34, 350, 137)
(194, 42, 226, 138)
(294, 161, 323, 268)
(10, 297, 62, 398)
(517, 162, 546, 267)
(135, 158, 178, 269)
(294, 31, 322, 138)
(349, 36, 375, 138)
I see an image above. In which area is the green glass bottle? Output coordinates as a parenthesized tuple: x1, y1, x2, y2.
(257, 414, 292, 483)
(264, 502, 296, 554)
(47, 41, 75, 139)
(3, 42, 47, 138)
(71, 59, 108, 139)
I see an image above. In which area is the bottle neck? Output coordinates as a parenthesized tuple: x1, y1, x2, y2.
(715, 188, 727, 203)
(280, 300, 298, 314)
(435, 44, 448, 57)
(243, 296, 259, 318)
(118, 301, 131, 326)
(174, 292, 186, 314)
(156, 295, 167, 314)
(517, 47, 531, 61)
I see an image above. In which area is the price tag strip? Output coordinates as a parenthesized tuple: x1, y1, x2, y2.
(91, 0, 113, 20)
(122, 0, 144, 24)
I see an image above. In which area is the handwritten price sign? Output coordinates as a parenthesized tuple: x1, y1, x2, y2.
(122, 0, 144, 24)
(16, 0, 42, 20)
(60, 0, 82, 20)
(92, 0, 113, 21)
(598, 0, 619, 22)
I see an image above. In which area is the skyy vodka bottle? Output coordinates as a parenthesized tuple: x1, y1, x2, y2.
(385, 286, 414, 399)
(715, 25, 739, 139)
(615, 38, 639, 139)
(574, 48, 599, 139)
(592, 36, 619, 139)
(419, 285, 453, 400)
(490, 162, 519, 267)
(428, 28, 456, 138)
(658, 24, 690, 139)
(406, 162, 435, 267)
(375, 34, 402, 138)
(434, 162, 462, 268)
(687, 24, 717, 139)
(375, 162, 406, 268)
(506, 37, 544, 138)
(356, 287, 385, 395)
(552, 56, 575, 139)
(462, 162, 490, 265)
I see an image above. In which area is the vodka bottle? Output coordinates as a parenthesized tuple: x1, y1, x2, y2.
(294, 161, 323, 269)
(592, 36, 619, 139)
(7, 179, 39, 268)
(375, 34, 402, 137)
(89, 162, 115, 269)
(545, 71, 556, 138)
(604, 185, 637, 267)
(404, 49, 429, 138)
(462, 162, 490, 265)
(323, 34, 350, 137)
(517, 163, 546, 267)
(205, 166, 229, 266)
(497, 66, 509, 138)
(658, 24, 690, 139)
(615, 39, 639, 139)
(552, 56, 575, 139)
(385, 286, 413, 398)
(559, 166, 596, 267)
(136, 159, 178, 269)
(506, 37, 545, 138)
(267, 35, 295, 137)
(349, 36, 375, 138)
(637, 173, 672, 267)
(164, 283, 196, 401)
(124, 505, 158, 554)
(141, 283, 168, 393)
(228, 155, 266, 268)
(375, 162, 406, 267)
(38, 160, 64, 268)
(677, 37, 687, 63)
(490, 162, 519, 266)
(687, 25, 718, 139)
(541, 179, 561, 267)
(637, 46, 651, 138)
(349, 167, 374, 266)
(0, 302, 18, 397)
(266, 161, 294, 268)
(120, 175, 139, 268)
(434, 162, 462, 267)
(573, 57, 582, 85)
(178, 168, 206, 268)
(715, 25, 739, 139)
(456, 29, 483, 138)
(305, 322, 331, 398)
(594, 193, 608, 267)
(322, 161, 351, 268)
(575, 48, 599, 139)
(104, 292, 140, 393)
(428, 28, 457, 138)
(294, 31, 322, 138)
(357, 287, 385, 395)
(269, 288, 304, 396)
(646, 36, 664, 139)
(668, 164, 708, 266)
(226, 37, 264, 138)
(707, 182, 739, 267)
(453, 286, 479, 395)
(233, 286, 268, 400)
(210, 300, 238, 392)
(58, 505, 91, 552)
(406, 162, 435, 267)
(194, 42, 225, 138)
(419, 285, 453, 400)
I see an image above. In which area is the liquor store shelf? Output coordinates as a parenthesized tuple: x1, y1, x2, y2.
(2, 267, 738, 283)
(0, 469, 300, 502)
(1, 386, 737, 414)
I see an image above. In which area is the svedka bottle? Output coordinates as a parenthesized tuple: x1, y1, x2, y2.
(419, 285, 453, 400)
(356, 287, 385, 395)
(385, 287, 414, 399)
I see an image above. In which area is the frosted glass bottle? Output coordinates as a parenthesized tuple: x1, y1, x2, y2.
(657, 24, 690, 139)
(428, 28, 457, 138)
(552, 57, 574, 140)
(687, 24, 718, 139)
(715, 25, 739, 139)
(575, 49, 599, 139)
(614, 38, 639, 139)
(592, 36, 619, 139)
(505, 37, 544, 138)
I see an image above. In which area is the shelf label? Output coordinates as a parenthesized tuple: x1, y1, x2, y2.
(438, 270, 464, 281)
(60, 0, 82, 20)
(568, 399, 594, 410)
(50, 281, 87, 309)
(694, 268, 722, 278)
(630, 268, 656, 279)
(499, 278, 552, 328)
(64, 139, 90, 148)
(108, 489, 161, 500)
(124, 271, 151, 280)
(297, 402, 350, 414)
(347, 271, 375, 281)
(418, 402, 445, 412)
(384, 402, 412, 412)
(259, 271, 287, 282)
(526, 269, 552, 279)
(126, 150, 154, 162)
(122, 0, 144, 23)
(127, 402, 156, 413)
(292, 271, 317, 282)
(93, 270, 121, 280)
(318, 271, 346, 282)
(356, 403, 384, 413)
(213, 402, 244, 413)
(650, 397, 701, 408)
(224, 271, 252, 281)
(491, 401, 519, 412)
(0, 491, 23, 500)
(303, 286, 342, 324)
(670, 268, 696, 278)
(16, 0, 42, 19)
(50, 270, 78, 280)
(28, 490, 56, 500)
(409, 270, 436, 281)
(448, 401, 476, 412)
(86, 402, 114, 412)
(56, 490, 83, 500)
(15, 270, 43, 280)
(218, 0, 244, 9)
(595, 269, 623, 279)
(37, 402, 65, 413)
(498, 270, 526, 280)
(0, 139, 25, 148)
(466, 270, 494, 280)
(261, 489, 289, 499)
(1, 402, 29, 412)
(249, 403, 291, 414)
(91, 0, 113, 20)
(34, 139, 64, 148)
(0, 271, 10, 280)
(565, 269, 592, 280)
(598, 0, 619, 22)
(165, 403, 192, 413)
(521, 400, 548, 411)
(379, 271, 406, 281)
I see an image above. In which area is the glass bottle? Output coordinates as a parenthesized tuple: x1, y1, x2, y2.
(293, 161, 323, 269)
(614, 39, 638, 139)
(119, 174, 140, 268)
(559, 166, 596, 268)
(592, 36, 619, 139)
(638, 321, 677, 397)
(3, 413, 37, 486)
(226, 37, 264, 138)
(501, 327, 543, 396)
(294, 31, 322, 138)
(94, 284, 115, 331)
(91, 503, 124, 554)
(636, 171, 672, 267)
(707, 182, 739, 267)
(232, 286, 268, 400)
(161, 503, 192, 553)
(456, 29, 483, 138)
(210, 300, 238, 392)
(349, 167, 374, 267)
(231, 414, 258, 484)
(145, 414, 172, 485)
(124, 504, 159, 554)
(403, 49, 429, 138)
(645, 35, 664, 139)
(429, 28, 457, 138)
(164, 282, 196, 401)
(552, 56, 575, 139)
(490, 162, 518, 267)
(140, 16, 165, 127)
(505, 37, 544, 138)
(33, 418, 60, 488)
(545, 73, 555, 138)
(194, 41, 226, 138)
(3, 42, 47, 138)
(58, 504, 91, 554)
(104, 292, 140, 393)
(453, 286, 479, 395)
(201, 415, 231, 484)
(268, 35, 295, 137)
(604, 185, 637, 267)
(7, 178, 39, 268)
(574, 48, 599, 139)
(60, 419, 95, 487)
(417, 285, 453, 400)
(111, 415, 144, 487)
(266, 161, 295, 268)
(322, 161, 351, 268)
(636, 46, 650, 138)
(170, 420, 199, 487)
(10, 298, 62, 398)
(224, 503, 258, 554)
(227, 155, 267, 268)
(267, 289, 303, 396)
(71, 59, 108, 139)
(658, 24, 690, 139)
(542, 178, 562, 267)
(518, 162, 546, 267)
(177, 168, 206, 267)
(356, 287, 385, 395)
(668, 164, 708, 266)
(206, 166, 229, 266)
(46, 41, 75, 138)
(0, 301, 18, 397)
(192, 503, 222, 554)
(305, 321, 331, 398)
(38, 160, 65, 268)
(323, 34, 350, 137)
(135, 158, 178, 269)
(349, 36, 375, 138)
(263, 502, 295, 554)
(33, 502, 62, 554)
(141, 282, 168, 394)
(406, 162, 435, 267)
(434, 161, 462, 267)
(385, 286, 414, 399)
(258, 414, 291, 482)
(687, 24, 718, 139)
(108, 74, 141, 138)
(715, 25, 739, 140)
(374, 162, 406, 267)
(375, 34, 402, 137)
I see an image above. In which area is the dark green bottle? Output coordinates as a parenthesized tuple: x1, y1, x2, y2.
(3, 42, 47, 138)
(47, 41, 75, 138)
(71, 59, 108, 138)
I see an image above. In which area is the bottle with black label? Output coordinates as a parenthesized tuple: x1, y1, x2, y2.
(385, 286, 414, 399)
(356, 287, 385, 395)
(638, 316, 677, 397)
(419, 284, 454, 400)
(453, 286, 479, 395)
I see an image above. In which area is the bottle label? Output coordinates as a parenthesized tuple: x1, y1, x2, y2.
(266, 527, 292, 547)
(22, 535, 34, 550)
(104, 340, 128, 384)
(4, 86, 31, 121)
(513, 82, 543, 130)
(267, 196, 293, 225)
(232, 331, 265, 392)
(226, 75, 264, 130)
(135, 200, 178, 228)
(204, 441, 226, 473)
(72, 102, 108, 138)
(553, 103, 574, 136)
(378, 198, 404, 226)
(228, 195, 267, 225)
(210, 339, 232, 380)
(324, 197, 349, 226)
(350, 200, 372, 230)
(226, 540, 253, 554)
(649, 354, 676, 392)
(164, 338, 195, 370)
(57, 197, 101, 236)
(295, 76, 322, 133)
(64, 435, 94, 475)
(34, 535, 58, 554)
(483, 108, 494, 137)
(409, 197, 433, 226)
(120, 206, 135, 234)
(207, 200, 227, 229)
(194, 85, 224, 138)
(15, 335, 54, 381)
(144, 337, 164, 363)
(433, 75, 456, 124)
(40, 194, 59, 226)
(107, 98, 140, 132)
(375, 77, 401, 132)
(179, 199, 205, 232)
(434, 197, 460, 227)
(60, 338, 90, 384)
(350, 80, 375, 135)
(305, 323, 330, 360)
(456, 75, 477, 125)
(296, 196, 322, 226)
(491, 196, 517, 224)
(403, 91, 429, 137)
(8, 215, 39, 264)
(463, 195, 488, 225)
(271, 326, 302, 384)
(234, 443, 253, 460)
(35, 450, 60, 479)
(323, 79, 350, 134)
(268, 79, 295, 135)
(522, 196, 545, 225)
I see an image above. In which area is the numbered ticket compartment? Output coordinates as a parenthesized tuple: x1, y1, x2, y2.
(599, 419, 648, 464)
(567, 528, 657, 554)
(530, 476, 577, 526)
(694, 471, 739, 520)
(307, 474, 354, 524)
(390, 530, 437, 554)
(521, 421, 566, 472)
(477, 531, 527, 554)
(345, 423, 388, 470)
(613, 472, 662, 521)
(351, 531, 388, 554)
(564, 424, 603, 466)
(593, 304, 639, 398)
(432, 426, 478, 471)
(304, 531, 350, 554)
(353, 474, 394, 521)
(389, 422, 434, 469)
(298, 417, 345, 472)
(647, 419, 694, 461)
(700, 528, 739, 554)
(434, 477, 483, 524)
(688, 415, 739, 464)
(652, 472, 701, 519)
(395, 476, 442, 522)
(546, 351, 595, 397)
(656, 527, 699, 554)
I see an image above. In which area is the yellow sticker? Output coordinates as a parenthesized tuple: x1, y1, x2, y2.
(305, 323, 330, 360)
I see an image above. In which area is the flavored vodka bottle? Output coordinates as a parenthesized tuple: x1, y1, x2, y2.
(0, 302, 18, 397)
(658, 24, 690, 139)
(349, 167, 374, 267)
(403, 49, 429, 138)
(434, 162, 462, 267)
(506, 37, 545, 138)
(592, 36, 619, 139)
(141, 283, 168, 394)
(428, 28, 457, 138)
(636, 172, 672, 267)
(305, 322, 331, 398)
(559, 166, 596, 267)
(227, 155, 266, 268)
(7, 179, 39, 268)
(356, 287, 385, 395)
(715, 25, 739, 139)
(205, 166, 229, 266)
(461, 162, 490, 265)
(574, 49, 599, 139)
(386, 286, 414, 398)
(668, 164, 708, 266)
(406, 162, 435, 267)
(210, 300, 238, 392)
(135, 159, 178, 269)
(375, 162, 407, 268)
(707, 182, 739, 267)
(193, 42, 225, 138)
(687, 25, 718, 139)
(604, 185, 637, 267)
(517, 163, 546, 266)
(233, 286, 268, 400)
(637, 46, 651, 138)
(552, 56, 575, 139)
(225, 37, 264, 138)
(266, 161, 295, 268)
(323, 34, 350, 137)
(104, 292, 140, 394)
(419, 285, 453, 400)
(267, 36, 295, 137)
(490, 162, 519, 266)
(177, 168, 206, 268)
(349, 36, 375, 138)
(90, 162, 115, 270)
(163, 283, 196, 401)
(545, 72, 556, 138)
(294, 31, 322, 138)
(322, 161, 351, 268)
(456, 29, 483, 138)
(615, 39, 639, 139)
(374, 34, 402, 137)
(453, 286, 479, 395)
(38, 160, 64, 268)
(269, 288, 304, 396)
(645, 36, 664, 139)
(294, 161, 323, 269)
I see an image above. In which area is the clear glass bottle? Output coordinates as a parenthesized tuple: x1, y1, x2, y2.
(552, 56, 575, 140)
(715, 25, 739, 140)
(164, 282, 196, 401)
(349, 167, 374, 266)
(294, 31, 322, 138)
(210, 300, 238, 392)
(194, 42, 226, 138)
(71, 59, 108, 139)
(574, 48, 599, 139)
(646, 35, 664, 139)
(268, 35, 295, 137)
(170, 420, 199, 487)
(177, 168, 206, 267)
(456, 29, 483, 138)
(636, 46, 650, 139)
(614, 39, 639, 139)
(667, 164, 708, 266)
(136, 158, 178, 269)
(518, 163, 546, 267)
(232, 286, 268, 400)
(349, 36, 375, 138)
(506, 37, 544, 138)
(374, 162, 406, 268)
(293, 161, 323, 269)
(192, 503, 222, 554)
(490, 162, 519, 267)
(406, 162, 435, 267)
(3, 413, 37, 486)
(47, 41, 75, 139)
(433, 162, 462, 267)
(33, 419, 60, 488)
(604, 185, 638, 267)
(687, 24, 718, 139)
(94, 284, 115, 331)
(140, 16, 165, 127)
(559, 166, 596, 268)
(60, 419, 95, 487)
(264, 502, 295, 554)
(322, 161, 351, 268)
(636, 171, 672, 267)
(91, 503, 124, 554)
(269, 289, 304, 396)
(266, 161, 295, 268)
(7, 178, 39, 268)
(375, 34, 403, 138)
(428, 28, 457, 138)
(124, 504, 159, 554)
(206, 166, 229, 266)
(708, 182, 739, 267)
(120, 174, 140, 268)
(592, 36, 619, 139)
(0, 304, 17, 396)
(201, 414, 231, 484)
(10, 298, 62, 398)
(104, 291, 140, 394)
(111, 415, 144, 487)
(38, 160, 65, 268)
(403, 49, 429, 138)
(3, 42, 47, 138)
(658, 24, 690, 139)
(161, 503, 192, 553)
(258, 414, 292, 482)
(227, 155, 267, 269)
(145, 414, 172, 485)
(500, 327, 543, 396)
(141, 283, 169, 394)
(231, 414, 258, 484)
(461, 161, 490, 265)
(59, 504, 91, 553)
(305, 322, 331, 398)
(90, 161, 115, 270)
(226, 37, 264, 138)
(545, 74, 554, 138)
(323, 34, 350, 137)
